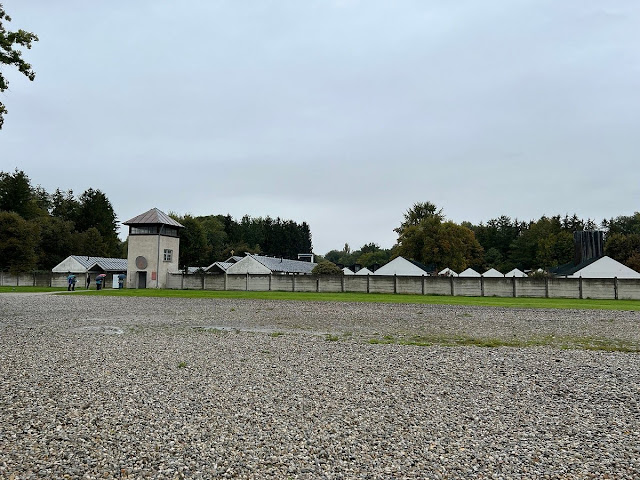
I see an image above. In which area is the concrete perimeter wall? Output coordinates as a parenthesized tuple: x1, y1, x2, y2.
(0, 272, 117, 289)
(162, 273, 640, 300)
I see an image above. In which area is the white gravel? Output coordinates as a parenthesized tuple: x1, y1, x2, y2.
(1, 294, 639, 479)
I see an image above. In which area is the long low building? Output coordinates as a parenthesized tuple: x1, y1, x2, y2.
(52, 255, 127, 274)
(205, 254, 317, 275)
(373, 256, 434, 276)
(552, 256, 640, 279)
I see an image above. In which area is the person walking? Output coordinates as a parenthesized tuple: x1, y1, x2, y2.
(95, 275, 102, 291)
(86, 274, 91, 290)
(67, 273, 76, 291)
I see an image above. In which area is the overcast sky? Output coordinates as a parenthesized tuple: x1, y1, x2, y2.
(2, 0, 638, 254)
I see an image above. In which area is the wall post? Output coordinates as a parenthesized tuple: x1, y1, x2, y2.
(269, 274, 272, 291)
(367, 275, 370, 294)
(544, 277, 549, 298)
(292, 274, 296, 292)
(341, 275, 345, 293)
(480, 276, 485, 297)
(394, 274, 397, 294)
(246, 272, 249, 291)
(614, 276, 618, 300)
(450, 276, 454, 296)
(579, 276, 583, 299)
(512, 275, 517, 298)
(316, 277, 320, 293)
(422, 275, 425, 295)
(224, 273, 228, 291)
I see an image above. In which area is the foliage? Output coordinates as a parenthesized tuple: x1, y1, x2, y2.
(0, 4, 38, 129)
(395, 203, 483, 272)
(325, 242, 392, 270)
(312, 260, 342, 275)
(0, 169, 122, 270)
(170, 214, 211, 270)
(74, 188, 120, 256)
(0, 169, 47, 220)
(76, 227, 107, 257)
(198, 215, 227, 261)
(0, 211, 39, 273)
(396, 202, 444, 231)
(33, 216, 77, 270)
(605, 233, 640, 272)
(508, 216, 575, 271)
(603, 213, 640, 235)
(175, 214, 313, 267)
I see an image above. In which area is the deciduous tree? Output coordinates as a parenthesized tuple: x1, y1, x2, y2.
(74, 189, 120, 256)
(0, 169, 47, 219)
(395, 202, 482, 271)
(0, 211, 39, 273)
(312, 261, 342, 275)
(0, 4, 38, 129)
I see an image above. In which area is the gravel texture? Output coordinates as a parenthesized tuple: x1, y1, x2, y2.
(1, 293, 639, 479)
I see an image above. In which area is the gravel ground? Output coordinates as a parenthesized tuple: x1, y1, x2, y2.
(1, 293, 639, 479)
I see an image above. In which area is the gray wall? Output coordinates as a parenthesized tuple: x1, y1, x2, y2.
(3, 271, 637, 300)
(164, 273, 640, 300)
(0, 272, 117, 289)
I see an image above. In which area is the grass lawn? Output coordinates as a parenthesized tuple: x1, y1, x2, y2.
(70, 288, 640, 311)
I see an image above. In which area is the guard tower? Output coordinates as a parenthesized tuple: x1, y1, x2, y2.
(123, 208, 184, 288)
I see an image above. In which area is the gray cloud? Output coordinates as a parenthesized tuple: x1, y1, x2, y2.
(2, 0, 638, 253)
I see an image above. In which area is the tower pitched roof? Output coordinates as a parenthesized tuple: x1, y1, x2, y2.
(123, 208, 184, 227)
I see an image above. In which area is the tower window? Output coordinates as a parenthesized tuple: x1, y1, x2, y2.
(163, 249, 173, 262)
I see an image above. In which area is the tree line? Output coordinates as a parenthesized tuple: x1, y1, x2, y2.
(2, 170, 637, 276)
(170, 213, 312, 270)
(0, 170, 313, 273)
(323, 202, 640, 274)
(0, 169, 121, 273)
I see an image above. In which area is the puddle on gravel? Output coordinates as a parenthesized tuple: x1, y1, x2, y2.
(70, 326, 124, 335)
(191, 325, 328, 336)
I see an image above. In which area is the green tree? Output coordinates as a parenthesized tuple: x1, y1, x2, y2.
(508, 216, 574, 271)
(198, 215, 228, 261)
(396, 202, 444, 231)
(312, 260, 342, 275)
(626, 252, 640, 273)
(357, 250, 391, 269)
(34, 216, 77, 270)
(0, 4, 38, 129)
(0, 169, 47, 219)
(75, 227, 106, 257)
(483, 247, 503, 269)
(172, 215, 210, 269)
(395, 203, 483, 271)
(74, 189, 120, 256)
(50, 188, 79, 222)
(603, 213, 640, 235)
(470, 216, 521, 270)
(605, 233, 640, 266)
(0, 211, 39, 273)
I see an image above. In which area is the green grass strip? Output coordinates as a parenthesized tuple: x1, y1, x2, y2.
(65, 288, 640, 311)
(368, 334, 640, 352)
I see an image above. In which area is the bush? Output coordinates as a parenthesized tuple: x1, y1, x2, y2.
(312, 261, 342, 275)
